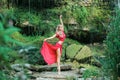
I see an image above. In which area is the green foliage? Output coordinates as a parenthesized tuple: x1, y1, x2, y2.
(0, 71, 9, 80)
(88, 7, 110, 32)
(0, 9, 24, 79)
(73, 6, 88, 28)
(23, 50, 45, 65)
(101, 7, 120, 79)
(82, 67, 100, 79)
(0, 22, 22, 46)
(15, 8, 41, 26)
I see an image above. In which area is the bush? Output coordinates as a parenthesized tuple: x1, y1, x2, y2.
(73, 6, 88, 28)
(0, 9, 24, 79)
(82, 67, 100, 79)
(101, 7, 120, 79)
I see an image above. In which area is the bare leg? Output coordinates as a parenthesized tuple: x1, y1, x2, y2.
(56, 48, 61, 75)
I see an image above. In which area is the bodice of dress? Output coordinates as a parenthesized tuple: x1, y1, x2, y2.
(56, 31, 66, 41)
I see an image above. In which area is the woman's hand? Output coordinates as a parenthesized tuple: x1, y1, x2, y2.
(59, 15, 63, 26)
(60, 15, 62, 19)
(44, 38, 47, 41)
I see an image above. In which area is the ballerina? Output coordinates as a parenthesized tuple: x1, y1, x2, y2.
(40, 15, 66, 75)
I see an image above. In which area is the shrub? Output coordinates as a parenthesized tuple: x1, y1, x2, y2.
(82, 67, 100, 79)
(0, 9, 23, 79)
(101, 7, 120, 79)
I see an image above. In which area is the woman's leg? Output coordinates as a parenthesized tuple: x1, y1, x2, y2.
(56, 48, 61, 75)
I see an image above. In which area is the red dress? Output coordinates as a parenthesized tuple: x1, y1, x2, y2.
(40, 31, 66, 65)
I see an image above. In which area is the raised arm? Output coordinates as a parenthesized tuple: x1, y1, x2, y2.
(44, 34, 56, 41)
(60, 15, 64, 27)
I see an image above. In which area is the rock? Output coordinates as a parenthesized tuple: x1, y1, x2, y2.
(86, 78, 92, 80)
(75, 46, 92, 60)
(11, 64, 23, 72)
(32, 70, 82, 79)
(77, 78, 85, 80)
(24, 63, 31, 69)
(36, 77, 55, 80)
(34, 64, 72, 72)
(79, 68, 86, 74)
(97, 77, 104, 80)
(72, 60, 80, 68)
(27, 70, 33, 75)
(11, 63, 32, 72)
(14, 71, 27, 80)
(66, 44, 82, 59)
(18, 46, 38, 54)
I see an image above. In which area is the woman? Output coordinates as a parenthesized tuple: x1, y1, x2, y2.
(40, 15, 66, 75)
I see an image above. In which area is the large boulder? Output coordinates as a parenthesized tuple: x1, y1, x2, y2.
(66, 44, 82, 59)
(75, 46, 92, 60)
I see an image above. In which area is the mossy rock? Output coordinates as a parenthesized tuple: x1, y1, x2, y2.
(66, 44, 82, 59)
(75, 46, 92, 60)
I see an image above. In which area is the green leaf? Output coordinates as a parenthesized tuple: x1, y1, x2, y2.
(0, 22, 4, 30)
(5, 27, 20, 35)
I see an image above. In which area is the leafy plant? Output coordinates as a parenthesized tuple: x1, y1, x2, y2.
(0, 9, 23, 79)
(73, 6, 88, 28)
(82, 67, 100, 79)
(101, 7, 120, 79)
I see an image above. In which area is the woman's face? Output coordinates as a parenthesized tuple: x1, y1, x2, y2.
(58, 25, 63, 31)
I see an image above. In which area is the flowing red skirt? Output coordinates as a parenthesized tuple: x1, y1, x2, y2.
(40, 41, 62, 65)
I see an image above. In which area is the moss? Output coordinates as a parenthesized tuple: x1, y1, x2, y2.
(66, 44, 82, 59)
(75, 46, 92, 60)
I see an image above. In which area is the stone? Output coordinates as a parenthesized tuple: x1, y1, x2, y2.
(66, 44, 82, 59)
(24, 63, 31, 69)
(33, 70, 81, 79)
(36, 77, 55, 80)
(86, 78, 92, 80)
(14, 71, 27, 80)
(11, 64, 23, 72)
(78, 78, 85, 80)
(27, 70, 33, 75)
(75, 46, 92, 60)
(18, 46, 38, 54)
(79, 68, 86, 74)
(11, 63, 32, 72)
(30, 64, 72, 72)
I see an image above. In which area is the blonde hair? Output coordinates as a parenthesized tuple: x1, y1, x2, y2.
(56, 24, 63, 33)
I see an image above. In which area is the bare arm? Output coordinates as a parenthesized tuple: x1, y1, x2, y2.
(44, 34, 56, 41)
(60, 15, 64, 27)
